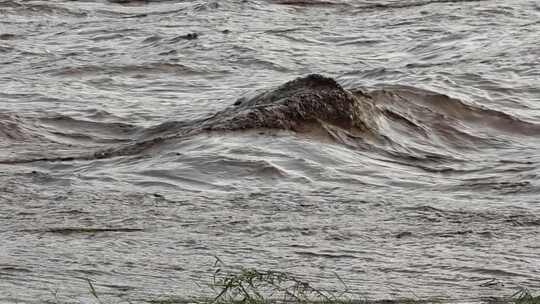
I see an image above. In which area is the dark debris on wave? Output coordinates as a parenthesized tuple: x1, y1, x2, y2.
(0, 33, 16, 40)
(232, 74, 345, 108)
(205, 73, 374, 133)
(172, 32, 199, 41)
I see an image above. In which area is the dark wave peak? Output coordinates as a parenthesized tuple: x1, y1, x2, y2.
(200, 74, 376, 134)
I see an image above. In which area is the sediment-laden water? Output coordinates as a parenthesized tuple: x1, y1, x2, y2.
(1, 0, 540, 303)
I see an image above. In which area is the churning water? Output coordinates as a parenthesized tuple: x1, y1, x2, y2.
(1, 0, 540, 303)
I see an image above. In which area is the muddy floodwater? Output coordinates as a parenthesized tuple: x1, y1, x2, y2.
(1, 0, 540, 303)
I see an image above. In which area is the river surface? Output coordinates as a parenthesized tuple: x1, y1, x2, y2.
(1, 0, 540, 303)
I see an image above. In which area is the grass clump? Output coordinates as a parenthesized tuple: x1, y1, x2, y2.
(209, 257, 350, 304)
(513, 288, 540, 304)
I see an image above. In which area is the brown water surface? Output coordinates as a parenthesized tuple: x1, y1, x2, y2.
(1, 0, 540, 303)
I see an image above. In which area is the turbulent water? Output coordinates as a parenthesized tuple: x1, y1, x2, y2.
(1, 0, 540, 303)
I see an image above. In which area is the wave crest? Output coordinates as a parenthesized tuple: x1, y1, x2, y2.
(2, 74, 538, 164)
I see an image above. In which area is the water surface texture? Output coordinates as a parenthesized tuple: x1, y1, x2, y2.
(1, 0, 540, 303)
